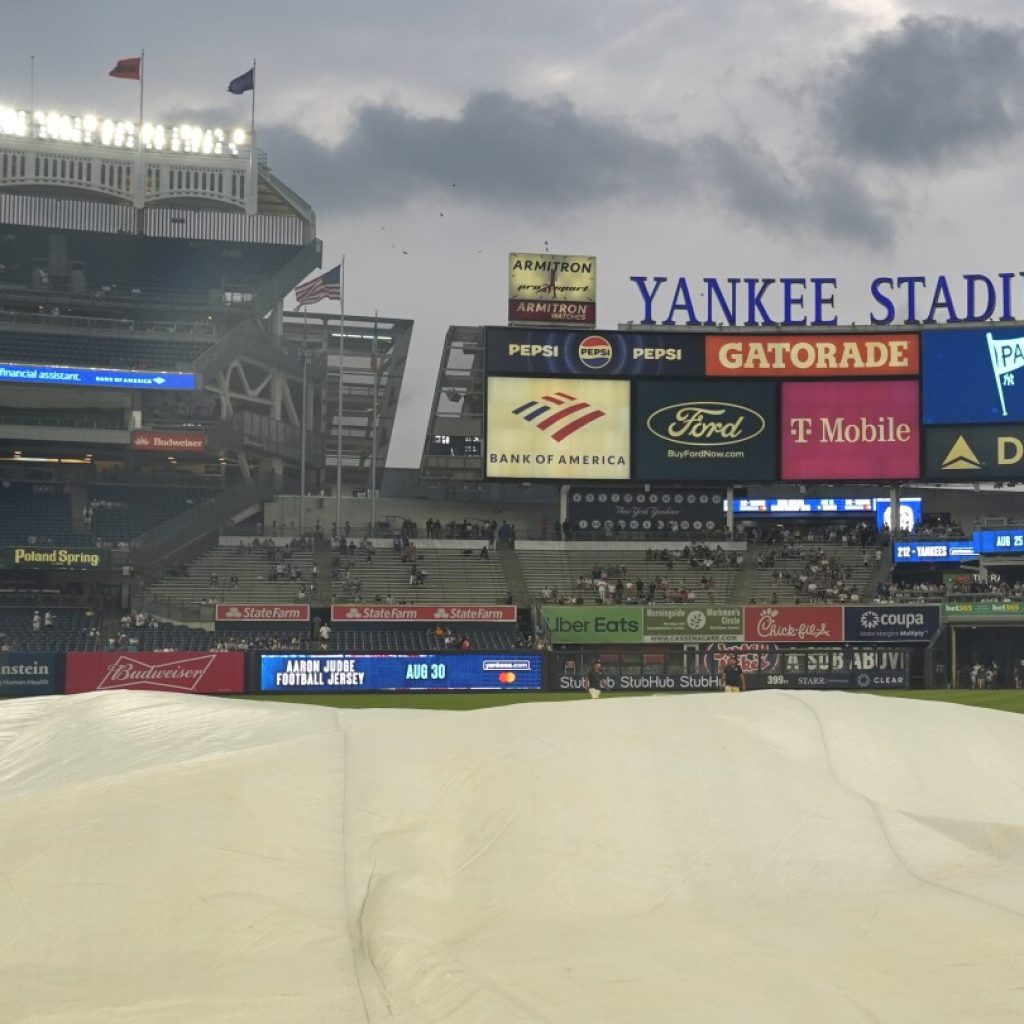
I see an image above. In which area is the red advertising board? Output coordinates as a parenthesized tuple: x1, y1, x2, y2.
(706, 333, 919, 377)
(744, 606, 844, 643)
(215, 603, 310, 623)
(65, 652, 245, 694)
(332, 605, 517, 622)
(781, 380, 920, 481)
(130, 430, 206, 452)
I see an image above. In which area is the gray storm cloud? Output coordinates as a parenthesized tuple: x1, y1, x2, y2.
(820, 15, 1024, 165)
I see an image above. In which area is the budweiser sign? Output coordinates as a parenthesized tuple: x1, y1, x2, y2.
(65, 652, 245, 694)
(332, 604, 517, 622)
(744, 606, 844, 644)
(130, 430, 206, 452)
(215, 603, 310, 623)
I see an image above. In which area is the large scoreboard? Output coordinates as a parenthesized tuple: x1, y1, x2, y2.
(483, 325, 1024, 485)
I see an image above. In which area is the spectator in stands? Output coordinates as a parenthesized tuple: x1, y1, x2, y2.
(318, 622, 332, 649)
(44, 610, 54, 628)
(459, 634, 471, 650)
(32, 610, 41, 632)
(480, 545, 489, 560)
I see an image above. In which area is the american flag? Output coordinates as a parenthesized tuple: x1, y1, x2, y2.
(295, 265, 342, 306)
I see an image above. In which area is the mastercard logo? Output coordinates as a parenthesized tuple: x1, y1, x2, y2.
(498, 671, 517, 684)
(577, 335, 612, 369)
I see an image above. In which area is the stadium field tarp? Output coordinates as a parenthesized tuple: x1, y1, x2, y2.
(1, 691, 1023, 1021)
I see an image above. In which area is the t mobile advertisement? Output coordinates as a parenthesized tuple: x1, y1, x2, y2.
(781, 380, 920, 481)
(260, 653, 543, 692)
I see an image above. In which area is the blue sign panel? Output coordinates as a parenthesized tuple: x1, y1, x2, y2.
(874, 498, 922, 532)
(922, 328, 1024, 424)
(843, 605, 941, 643)
(0, 363, 196, 391)
(485, 327, 703, 378)
(894, 539, 977, 563)
(0, 652, 62, 696)
(973, 529, 1024, 554)
(260, 653, 543, 692)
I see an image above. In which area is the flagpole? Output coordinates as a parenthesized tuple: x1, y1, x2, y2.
(299, 305, 308, 538)
(371, 310, 378, 534)
(249, 59, 257, 215)
(29, 56, 34, 113)
(335, 256, 346, 538)
(135, 49, 145, 209)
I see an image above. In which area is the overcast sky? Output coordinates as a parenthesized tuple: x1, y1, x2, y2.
(6, 0, 1024, 465)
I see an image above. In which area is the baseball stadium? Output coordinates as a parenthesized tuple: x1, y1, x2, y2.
(1, 95, 1024, 1022)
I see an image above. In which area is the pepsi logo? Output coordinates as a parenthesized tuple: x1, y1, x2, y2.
(577, 335, 613, 370)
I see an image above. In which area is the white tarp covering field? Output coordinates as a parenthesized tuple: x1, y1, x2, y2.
(2, 690, 1024, 1022)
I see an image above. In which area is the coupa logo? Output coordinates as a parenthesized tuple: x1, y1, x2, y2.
(647, 402, 765, 446)
(577, 335, 613, 369)
(512, 390, 606, 441)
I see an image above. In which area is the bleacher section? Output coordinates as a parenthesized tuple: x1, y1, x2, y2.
(0, 327, 213, 371)
(0, 481, 72, 544)
(516, 545, 744, 604)
(87, 484, 220, 544)
(0, 608, 100, 652)
(329, 544, 511, 604)
(745, 540, 881, 604)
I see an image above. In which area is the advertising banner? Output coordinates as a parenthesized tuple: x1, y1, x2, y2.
(924, 424, 1024, 481)
(130, 430, 206, 452)
(894, 539, 977, 563)
(706, 333, 919, 377)
(508, 252, 596, 326)
(643, 606, 744, 642)
(943, 601, 1024, 618)
(65, 652, 245, 694)
(331, 605, 516, 622)
(259, 653, 543, 692)
(703, 642, 907, 689)
(922, 327, 1024, 424)
(486, 376, 630, 479)
(567, 486, 725, 535)
(633, 380, 778, 482)
(843, 605, 941, 643)
(0, 362, 196, 390)
(973, 529, 1024, 554)
(0, 652, 61, 697)
(542, 606, 644, 645)
(215, 603, 310, 624)
(546, 659, 721, 692)
(486, 327, 702, 378)
(0, 546, 108, 570)
(744, 605, 844, 643)
(781, 380, 920, 481)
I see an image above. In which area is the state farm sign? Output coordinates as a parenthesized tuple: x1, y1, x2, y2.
(65, 652, 245, 694)
(332, 605, 517, 622)
(215, 603, 310, 623)
(743, 606, 844, 643)
(781, 381, 920, 481)
(130, 430, 206, 452)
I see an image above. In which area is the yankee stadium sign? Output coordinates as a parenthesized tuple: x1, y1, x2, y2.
(630, 272, 1024, 326)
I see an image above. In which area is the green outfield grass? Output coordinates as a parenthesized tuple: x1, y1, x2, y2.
(240, 688, 1024, 714)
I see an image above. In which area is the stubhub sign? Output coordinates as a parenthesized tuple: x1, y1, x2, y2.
(485, 327, 703, 377)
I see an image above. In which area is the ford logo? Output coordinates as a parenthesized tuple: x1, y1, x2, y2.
(647, 402, 765, 446)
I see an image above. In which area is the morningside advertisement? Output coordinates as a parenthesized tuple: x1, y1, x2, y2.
(485, 376, 630, 479)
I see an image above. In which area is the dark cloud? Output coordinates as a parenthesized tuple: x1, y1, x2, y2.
(820, 16, 1024, 165)
(169, 90, 892, 246)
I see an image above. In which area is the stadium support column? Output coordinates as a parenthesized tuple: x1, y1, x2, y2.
(726, 486, 735, 540)
(889, 483, 901, 540)
(334, 257, 346, 535)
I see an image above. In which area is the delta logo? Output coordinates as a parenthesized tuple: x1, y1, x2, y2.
(942, 435, 982, 471)
(577, 335, 613, 369)
(511, 390, 606, 441)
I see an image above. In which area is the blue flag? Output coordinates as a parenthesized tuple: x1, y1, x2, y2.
(228, 67, 255, 95)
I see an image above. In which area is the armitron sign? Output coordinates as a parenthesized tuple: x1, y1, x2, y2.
(215, 603, 310, 623)
(130, 430, 206, 452)
(332, 605, 517, 622)
(706, 334, 919, 377)
(508, 252, 596, 326)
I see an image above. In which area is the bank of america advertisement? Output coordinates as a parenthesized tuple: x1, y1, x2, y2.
(922, 327, 1024, 424)
(486, 376, 630, 479)
(508, 252, 596, 325)
(633, 380, 778, 481)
